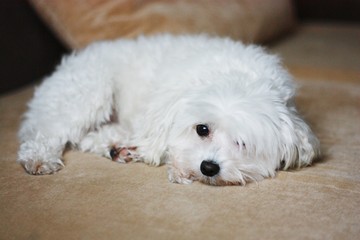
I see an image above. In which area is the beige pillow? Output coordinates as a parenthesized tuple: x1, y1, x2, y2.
(29, 0, 296, 49)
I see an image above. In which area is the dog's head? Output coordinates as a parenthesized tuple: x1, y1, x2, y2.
(135, 46, 320, 185)
(161, 73, 319, 185)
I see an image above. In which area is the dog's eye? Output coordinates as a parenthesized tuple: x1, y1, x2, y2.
(196, 124, 210, 137)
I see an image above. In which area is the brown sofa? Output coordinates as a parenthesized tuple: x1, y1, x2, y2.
(1, 1, 359, 239)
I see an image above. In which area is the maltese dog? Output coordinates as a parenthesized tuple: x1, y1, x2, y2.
(18, 35, 320, 185)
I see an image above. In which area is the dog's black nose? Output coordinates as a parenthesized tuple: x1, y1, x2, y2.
(200, 160, 220, 177)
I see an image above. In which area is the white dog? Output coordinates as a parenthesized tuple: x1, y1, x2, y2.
(18, 35, 320, 185)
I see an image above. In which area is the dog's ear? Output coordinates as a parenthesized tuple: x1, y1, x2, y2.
(280, 110, 320, 169)
(134, 96, 183, 166)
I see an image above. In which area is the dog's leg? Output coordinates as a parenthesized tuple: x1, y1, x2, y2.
(18, 57, 115, 175)
(79, 124, 142, 163)
(18, 93, 113, 175)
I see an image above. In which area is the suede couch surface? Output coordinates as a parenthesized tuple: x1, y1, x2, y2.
(0, 23, 359, 239)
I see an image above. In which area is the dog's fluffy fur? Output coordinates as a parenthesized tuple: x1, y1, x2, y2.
(18, 35, 320, 185)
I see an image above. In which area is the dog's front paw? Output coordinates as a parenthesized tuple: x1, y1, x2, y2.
(109, 146, 140, 163)
(20, 159, 64, 175)
(167, 166, 194, 184)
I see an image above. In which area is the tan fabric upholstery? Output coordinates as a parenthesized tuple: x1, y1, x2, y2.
(0, 20, 359, 240)
(29, 0, 296, 49)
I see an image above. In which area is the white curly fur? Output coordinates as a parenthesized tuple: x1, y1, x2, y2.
(18, 35, 320, 185)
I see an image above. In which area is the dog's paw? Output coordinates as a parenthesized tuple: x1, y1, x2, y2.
(109, 146, 140, 163)
(168, 175, 193, 185)
(167, 166, 194, 184)
(21, 159, 64, 175)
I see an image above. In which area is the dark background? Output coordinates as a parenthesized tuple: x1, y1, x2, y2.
(1, 0, 359, 94)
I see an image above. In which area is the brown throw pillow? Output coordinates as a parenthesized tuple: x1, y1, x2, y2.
(29, 0, 296, 49)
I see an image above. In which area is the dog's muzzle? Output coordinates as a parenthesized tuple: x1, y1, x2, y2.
(200, 160, 220, 177)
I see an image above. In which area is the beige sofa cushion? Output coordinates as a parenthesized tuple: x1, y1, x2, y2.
(29, 0, 296, 49)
